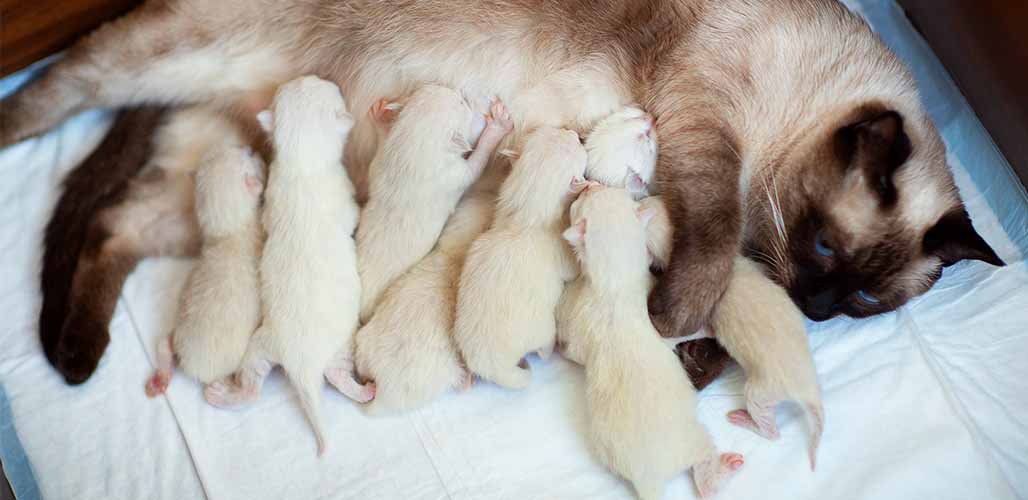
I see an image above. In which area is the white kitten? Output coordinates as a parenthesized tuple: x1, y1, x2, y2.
(641, 195, 825, 469)
(145, 144, 264, 397)
(453, 127, 586, 389)
(204, 76, 372, 456)
(558, 185, 743, 499)
(715, 257, 825, 470)
(357, 85, 512, 322)
(354, 170, 502, 415)
(583, 106, 657, 199)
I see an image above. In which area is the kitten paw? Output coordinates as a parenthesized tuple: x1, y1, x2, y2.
(145, 371, 171, 398)
(485, 97, 514, 134)
(369, 98, 398, 126)
(204, 379, 253, 408)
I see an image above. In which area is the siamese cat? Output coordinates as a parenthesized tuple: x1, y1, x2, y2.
(12, 0, 1004, 384)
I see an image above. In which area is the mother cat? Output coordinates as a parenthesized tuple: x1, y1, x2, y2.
(3, 0, 1003, 382)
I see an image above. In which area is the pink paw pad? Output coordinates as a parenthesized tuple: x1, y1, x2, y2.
(721, 453, 745, 471)
(145, 372, 170, 398)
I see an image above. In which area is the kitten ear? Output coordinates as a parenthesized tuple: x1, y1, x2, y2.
(256, 110, 274, 133)
(451, 133, 472, 153)
(627, 172, 647, 194)
(923, 208, 1005, 267)
(563, 219, 587, 248)
(569, 177, 591, 194)
(836, 109, 911, 205)
(636, 207, 657, 228)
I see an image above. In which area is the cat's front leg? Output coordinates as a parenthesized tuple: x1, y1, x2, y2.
(648, 125, 743, 337)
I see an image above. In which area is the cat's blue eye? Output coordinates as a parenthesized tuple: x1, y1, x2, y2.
(814, 230, 834, 257)
(856, 289, 880, 305)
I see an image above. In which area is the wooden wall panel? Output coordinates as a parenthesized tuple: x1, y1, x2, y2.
(897, 0, 1028, 189)
(0, 0, 142, 76)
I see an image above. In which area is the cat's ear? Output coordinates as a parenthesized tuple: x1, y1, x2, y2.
(923, 208, 1004, 267)
(636, 206, 657, 228)
(563, 219, 587, 248)
(256, 110, 274, 133)
(836, 109, 911, 205)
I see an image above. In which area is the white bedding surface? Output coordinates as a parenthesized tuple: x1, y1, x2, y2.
(1, 1, 1026, 499)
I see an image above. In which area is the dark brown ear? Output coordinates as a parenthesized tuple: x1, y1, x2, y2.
(923, 209, 1005, 267)
(835, 110, 912, 206)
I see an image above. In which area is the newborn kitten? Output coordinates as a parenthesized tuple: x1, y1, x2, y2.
(583, 105, 657, 199)
(715, 257, 825, 470)
(204, 76, 371, 456)
(559, 185, 742, 499)
(145, 145, 264, 396)
(354, 169, 502, 415)
(356, 85, 512, 322)
(453, 127, 586, 390)
(644, 195, 824, 468)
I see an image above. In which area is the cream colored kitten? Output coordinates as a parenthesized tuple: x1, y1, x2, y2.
(145, 144, 264, 397)
(357, 85, 512, 322)
(559, 185, 742, 499)
(204, 76, 371, 456)
(453, 127, 586, 390)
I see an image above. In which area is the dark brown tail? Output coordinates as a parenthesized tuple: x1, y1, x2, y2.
(40, 106, 167, 384)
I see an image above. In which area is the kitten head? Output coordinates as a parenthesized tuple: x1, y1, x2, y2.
(584, 106, 657, 199)
(387, 84, 478, 155)
(746, 104, 1004, 321)
(564, 184, 654, 284)
(497, 126, 587, 225)
(195, 145, 265, 238)
(257, 75, 353, 160)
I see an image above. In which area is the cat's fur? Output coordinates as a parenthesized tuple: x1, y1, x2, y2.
(354, 170, 501, 415)
(559, 185, 742, 499)
(40, 106, 168, 384)
(583, 106, 657, 199)
(202, 76, 372, 456)
(357, 85, 511, 322)
(453, 127, 585, 390)
(7, 0, 1004, 384)
(145, 144, 265, 397)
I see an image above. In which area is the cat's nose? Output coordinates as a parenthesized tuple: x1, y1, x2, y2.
(802, 289, 839, 321)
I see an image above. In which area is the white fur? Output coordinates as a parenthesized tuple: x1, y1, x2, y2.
(357, 85, 509, 322)
(557, 186, 742, 499)
(354, 175, 499, 415)
(453, 127, 585, 389)
(204, 76, 370, 455)
(713, 257, 825, 470)
(145, 142, 264, 397)
(638, 195, 673, 271)
(584, 106, 657, 199)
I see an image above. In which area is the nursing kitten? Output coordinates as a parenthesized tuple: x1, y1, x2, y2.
(145, 145, 264, 397)
(583, 106, 657, 199)
(454, 127, 586, 390)
(203, 76, 371, 455)
(560, 185, 742, 499)
(715, 257, 825, 470)
(357, 85, 512, 322)
(354, 170, 501, 415)
(7, 0, 1004, 384)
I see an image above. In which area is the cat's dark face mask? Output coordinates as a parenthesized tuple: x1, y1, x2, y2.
(744, 107, 1004, 321)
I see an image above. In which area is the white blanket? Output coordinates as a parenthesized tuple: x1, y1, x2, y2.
(1, 1, 1026, 499)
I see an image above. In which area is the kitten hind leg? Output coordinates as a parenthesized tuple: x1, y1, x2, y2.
(145, 335, 175, 397)
(204, 349, 273, 408)
(692, 452, 745, 498)
(325, 349, 376, 403)
(726, 398, 780, 440)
